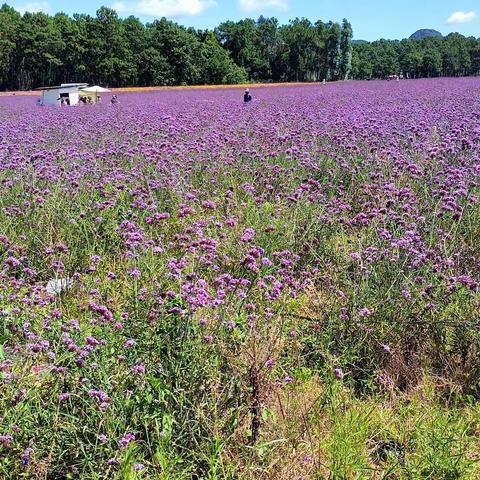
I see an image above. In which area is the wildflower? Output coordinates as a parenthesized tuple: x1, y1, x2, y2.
(241, 228, 255, 243)
(334, 368, 345, 379)
(0, 435, 13, 448)
(86, 336, 100, 346)
(132, 364, 146, 375)
(124, 339, 136, 348)
(21, 447, 33, 466)
(88, 389, 110, 407)
(50, 260, 65, 272)
(133, 463, 145, 471)
(119, 432, 136, 448)
(261, 257, 273, 267)
(375, 373, 394, 388)
(4, 257, 21, 268)
(201, 199, 216, 210)
(382, 344, 392, 354)
(359, 307, 371, 317)
(128, 268, 141, 278)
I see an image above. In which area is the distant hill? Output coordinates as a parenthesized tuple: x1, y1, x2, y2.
(409, 29, 443, 40)
(353, 39, 369, 44)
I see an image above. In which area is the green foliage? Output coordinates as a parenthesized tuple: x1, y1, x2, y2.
(0, 3, 252, 89)
(1, 2, 480, 88)
(352, 33, 480, 79)
(338, 19, 353, 81)
(0, 4, 352, 89)
(324, 21, 341, 81)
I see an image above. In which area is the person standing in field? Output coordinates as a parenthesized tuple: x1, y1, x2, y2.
(244, 88, 252, 103)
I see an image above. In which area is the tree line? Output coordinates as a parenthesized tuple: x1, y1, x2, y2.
(0, 4, 353, 90)
(0, 2, 479, 91)
(352, 35, 480, 79)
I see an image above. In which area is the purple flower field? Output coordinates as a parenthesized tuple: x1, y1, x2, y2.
(1, 78, 480, 478)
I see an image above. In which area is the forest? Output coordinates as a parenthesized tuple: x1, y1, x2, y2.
(0, 3, 479, 90)
(352, 35, 480, 79)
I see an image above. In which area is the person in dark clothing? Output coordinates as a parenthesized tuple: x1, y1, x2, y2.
(243, 88, 252, 103)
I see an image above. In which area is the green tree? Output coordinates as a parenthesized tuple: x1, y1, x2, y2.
(0, 4, 21, 89)
(92, 7, 136, 86)
(351, 43, 373, 79)
(326, 21, 341, 80)
(470, 43, 480, 75)
(148, 18, 202, 85)
(215, 19, 268, 79)
(16, 11, 63, 89)
(279, 18, 320, 81)
(122, 15, 147, 86)
(137, 47, 173, 86)
(422, 49, 442, 77)
(338, 19, 353, 80)
(53, 12, 86, 84)
(198, 31, 247, 84)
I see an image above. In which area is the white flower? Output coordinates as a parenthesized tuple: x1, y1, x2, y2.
(46, 277, 73, 295)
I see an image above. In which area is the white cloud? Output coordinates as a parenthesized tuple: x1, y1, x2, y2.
(112, 0, 215, 17)
(239, 0, 289, 13)
(16, 1, 50, 14)
(447, 10, 477, 24)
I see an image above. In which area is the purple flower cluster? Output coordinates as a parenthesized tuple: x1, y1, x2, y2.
(0, 78, 479, 473)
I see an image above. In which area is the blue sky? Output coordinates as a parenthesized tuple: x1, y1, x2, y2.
(9, 0, 480, 40)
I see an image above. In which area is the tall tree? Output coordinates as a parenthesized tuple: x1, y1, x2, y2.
(198, 30, 247, 84)
(338, 18, 353, 80)
(16, 11, 63, 89)
(279, 18, 320, 81)
(215, 19, 268, 79)
(325, 21, 341, 80)
(148, 18, 202, 85)
(0, 4, 21, 89)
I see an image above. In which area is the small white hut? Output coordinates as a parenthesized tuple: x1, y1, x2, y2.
(36, 84, 112, 106)
(36, 83, 88, 106)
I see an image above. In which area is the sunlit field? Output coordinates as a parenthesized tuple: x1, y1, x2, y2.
(1, 79, 480, 479)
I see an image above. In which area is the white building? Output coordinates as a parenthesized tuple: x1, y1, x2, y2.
(36, 83, 88, 106)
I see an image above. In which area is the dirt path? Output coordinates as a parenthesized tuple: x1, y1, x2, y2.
(0, 81, 330, 97)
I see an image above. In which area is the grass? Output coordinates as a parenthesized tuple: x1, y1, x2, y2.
(0, 105, 479, 478)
